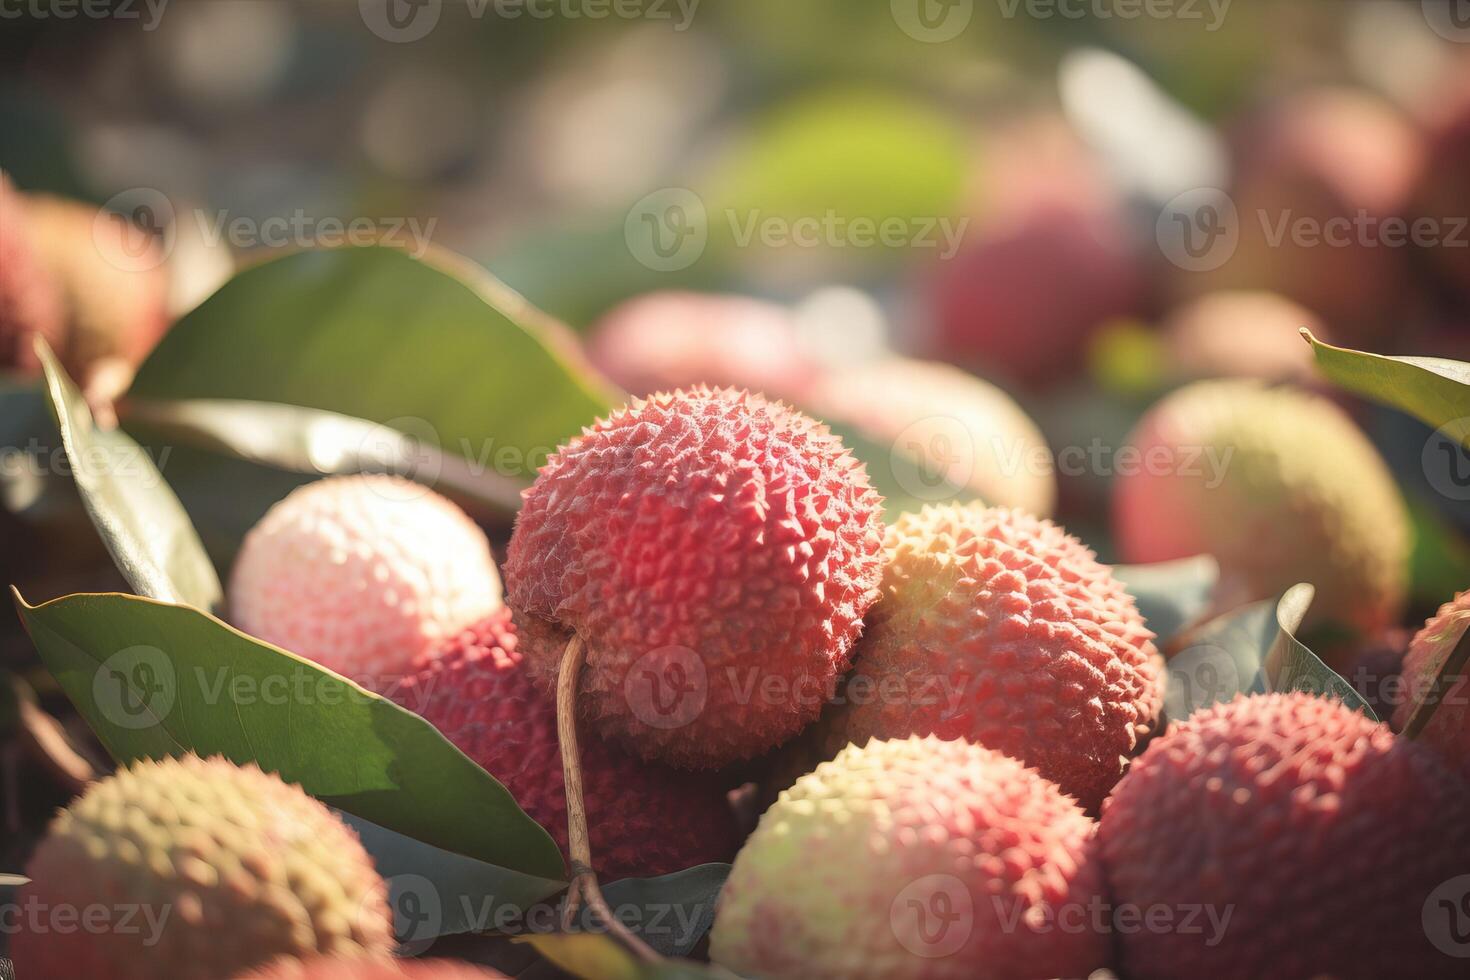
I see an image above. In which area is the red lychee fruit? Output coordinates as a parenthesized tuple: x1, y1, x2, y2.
(711, 736, 1110, 980)
(1100, 692, 1470, 980)
(807, 503, 1163, 811)
(230, 475, 504, 686)
(391, 607, 738, 880)
(240, 958, 507, 979)
(587, 291, 818, 401)
(1393, 590, 1470, 779)
(504, 386, 885, 770)
(0, 172, 65, 373)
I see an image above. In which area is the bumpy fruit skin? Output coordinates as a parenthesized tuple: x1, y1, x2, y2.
(25, 192, 172, 377)
(392, 608, 738, 879)
(1393, 590, 1470, 778)
(1161, 290, 1327, 383)
(588, 291, 818, 400)
(10, 755, 393, 980)
(1100, 693, 1470, 980)
(1113, 380, 1409, 640)
(504, 386, 885, 770)
(812, 504, 1162, 811)
(231, 475, 503, 685)
(0, 173, 65, 373)
(804, 357, 1057, 517)
(711, 736, 1109, 980)
(240, 958, 507, 979)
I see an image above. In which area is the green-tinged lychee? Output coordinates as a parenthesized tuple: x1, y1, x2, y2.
(504, 386, 885, 770)
(711, 736, 1110, 980)
(804, 357, 1057, 517)
(1393, 589, 1470, 777)
(9, 754, 393, 980)
(798, 503, 1162, 811)
(1100, 692, 1470, 979)
(1113, 379, 1410, 641)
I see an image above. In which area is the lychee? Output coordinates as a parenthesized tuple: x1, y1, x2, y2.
(9, 754, 393, 980)
(24, 192, 172, 383)
(0, 172, 65, 374)
(1413, 82, 1470, 301)
(803, 357, 1057, 517)
(503, 386, 885, 770)
(1160, 290, 1327, 383)
(391, 607, 738, 879)
(807, 503, 1163, 811)
(1113, 379, 1410, 640)
(1099, 692, 1470, 979)
(710, 736, 1110, 980)
(240, 957, 507, 979)
(587, 291, 818, 401)
(230, 475, 503, 685)
(1393, 590, 1470, 779)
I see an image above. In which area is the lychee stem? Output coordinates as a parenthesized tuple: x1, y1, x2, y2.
(554, 632, 662, 963)
(1400, 624, 1470, 739)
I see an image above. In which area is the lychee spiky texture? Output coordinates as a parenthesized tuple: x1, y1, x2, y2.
(1113, 379, 1410, 640)
(24, 192, 172, 378)
(588, 291, 818, 400)
(10, 755, 393, 980)
(231, 475, 503, 685)
(504, 386, 885, 770)
(804, 357, 1057, 517)
(1393, 590, 1470, 778)
(240, 957, 507, 979)
(392, 607, 738, 879)
(711, 736, 1109, 980)
(1100, 692, 1470, 979)
(0, 172, 65, 373)
(809, 503, 1162, 811)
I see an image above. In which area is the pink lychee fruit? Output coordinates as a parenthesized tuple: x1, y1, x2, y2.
(230, 475, 503, 685)
(1160, 290, 1327, 383)
(503, 386, 885, 770)
(1100, 692, 1470, 980)
(1393, 590, 1470, 779)
(0, 172, 65, 374)
(392, 606, 738, 879)
(240, 957, 508, 978)
(587, 291, 818, 401)
(807, 503, 1163, 811)
(710, 735, 1110, 980)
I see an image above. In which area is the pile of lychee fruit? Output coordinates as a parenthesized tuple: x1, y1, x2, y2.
(8, 374, 1468, 980)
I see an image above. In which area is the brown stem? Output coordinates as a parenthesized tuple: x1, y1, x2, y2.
(1401, 622, 1470, 740)
(554, 633, 661, 963)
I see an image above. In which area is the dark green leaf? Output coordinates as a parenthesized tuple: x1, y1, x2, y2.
(13, 589, 566, 879)
(34, 340, 222, 612)
(596, 864, 730, 958)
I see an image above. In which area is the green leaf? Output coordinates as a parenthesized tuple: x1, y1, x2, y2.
(1396, 605, 1470, 740)
(122, 398, 524, 515)
(128, 247, 615, 483)
(1114, 556, 1219, 647)
(518, 934, 725, 980)
(1304, 329, 1470, 449)
(1166, 583, 1375, 721)
(340, 814, 566, 945)
(596, 864, 730, 958)
(34, 339, 223, 612)
(13, 589, 566, 880)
